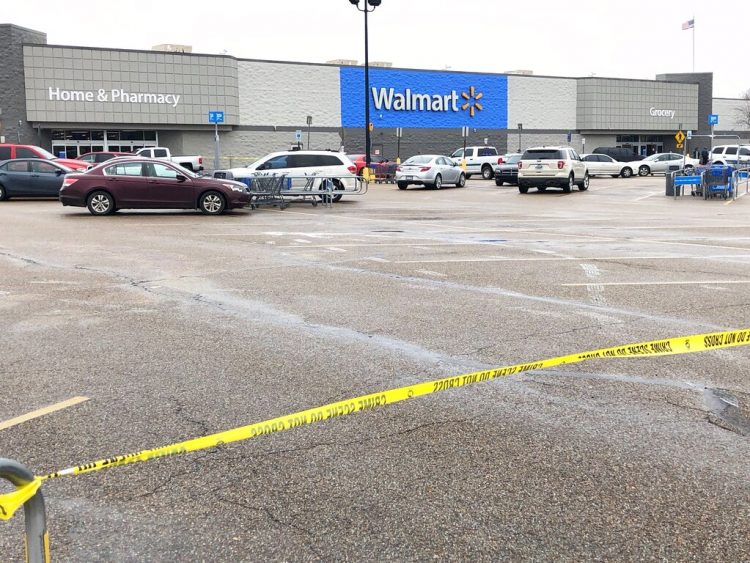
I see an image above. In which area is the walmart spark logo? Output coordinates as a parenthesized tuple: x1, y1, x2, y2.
(461, 86, 483, 117)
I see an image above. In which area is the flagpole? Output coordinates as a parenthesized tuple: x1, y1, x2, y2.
(692, 15, 695, 72)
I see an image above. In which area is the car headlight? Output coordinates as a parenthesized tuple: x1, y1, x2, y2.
(222, 183, 244, 192)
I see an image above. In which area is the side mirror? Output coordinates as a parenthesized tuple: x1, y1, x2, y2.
(55, 169, 65, 175)
(175, 174, 187, 182)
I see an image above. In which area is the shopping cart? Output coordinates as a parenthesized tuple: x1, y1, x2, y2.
(703, 165, 734, 200)
(246, 175, 288, 209)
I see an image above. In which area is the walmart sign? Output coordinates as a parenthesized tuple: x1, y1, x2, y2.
(340, 67, 507, 129)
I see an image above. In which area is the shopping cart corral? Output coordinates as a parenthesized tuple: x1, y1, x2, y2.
(670, 165, 750, 201)
(233, 173, 368, 210)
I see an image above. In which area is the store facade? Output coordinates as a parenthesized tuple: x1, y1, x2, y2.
(1, 23, 747, 170)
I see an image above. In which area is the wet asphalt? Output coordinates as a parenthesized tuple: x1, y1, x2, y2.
(1, 175, 749, 561)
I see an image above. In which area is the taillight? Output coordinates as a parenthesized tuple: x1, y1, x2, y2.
(62, 178, 78, 188)
(347, 165, 357, 174)
(396, 166, 402, 172)
(199, 157, 203, 164)
(497, 157, 504, 164)
(420, 166, 431, 172)
(518, 162, 523, 169)
(557, 160, 565, 169)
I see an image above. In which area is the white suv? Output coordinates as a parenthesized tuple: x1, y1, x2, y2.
(517, 146, 589, 193)
(710, 145, 750, 166)
(213, 150, 357, 202)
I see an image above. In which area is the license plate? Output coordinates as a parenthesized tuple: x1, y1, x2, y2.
(406, 175, 413, 180)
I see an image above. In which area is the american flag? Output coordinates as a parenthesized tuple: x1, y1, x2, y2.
(682, 19, 694, 30)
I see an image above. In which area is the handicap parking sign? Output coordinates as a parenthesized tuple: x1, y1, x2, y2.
(208, 111, 225, 124)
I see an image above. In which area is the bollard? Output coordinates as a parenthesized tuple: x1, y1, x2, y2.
(0, 459, 50, 563)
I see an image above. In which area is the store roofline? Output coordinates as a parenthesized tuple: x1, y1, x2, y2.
(24, 40, 702, 87)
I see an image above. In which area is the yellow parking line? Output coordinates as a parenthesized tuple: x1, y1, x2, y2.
(0, 396, 89, 431)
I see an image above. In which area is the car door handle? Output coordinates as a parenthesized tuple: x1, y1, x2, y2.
(31, 174, 41, 177)
(107, 177, 118, 181)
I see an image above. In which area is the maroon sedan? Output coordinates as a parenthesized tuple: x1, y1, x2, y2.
(59, 158, 251, 215)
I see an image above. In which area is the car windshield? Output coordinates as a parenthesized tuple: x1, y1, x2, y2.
(36, 147, 57, 159)
(404, 156, 433, 165)
(506, 154, 522, 164)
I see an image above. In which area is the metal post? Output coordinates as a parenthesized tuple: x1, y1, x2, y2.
(306, 115, 312, 150)
(214, 122, 220, 171)
(0, 459, 49, 563)
(363, 4, 371, 180)
(517, 123, 522, 153)
(396, 128, 401, 164)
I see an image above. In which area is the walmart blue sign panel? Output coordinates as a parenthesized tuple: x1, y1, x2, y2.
(340, 67, 508, 129)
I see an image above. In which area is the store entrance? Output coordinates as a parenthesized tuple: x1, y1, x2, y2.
(51, 130, 158, 158)
(616, 135, 664, 157)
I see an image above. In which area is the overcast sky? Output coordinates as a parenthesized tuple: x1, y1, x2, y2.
(5, 0, 748, 98)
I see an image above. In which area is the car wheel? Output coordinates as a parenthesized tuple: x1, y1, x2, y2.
(578, 173, 590, 191)
(621, 167, 633, 178)
(518, 184, 529, 194)
(330, 178, 345, 202)
(433, 174, 443, 189)
(397, 182, 408, 190)
(0, 184, 6, 201)
(563, 174, 573, 193)
(199, 191, 226, 215)
(638, 165, 650, 176)
(495, 179, 504, 186)
(481, 165, 493, 180)
(87, 191, 115, 215)
(457, 173, 466, 187)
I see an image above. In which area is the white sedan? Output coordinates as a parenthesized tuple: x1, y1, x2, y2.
(628, 153, 699, 176)
(581, 154, 634, 178)
(396, 155, 466, 189)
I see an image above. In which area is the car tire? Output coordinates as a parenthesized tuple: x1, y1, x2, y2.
(563, 174, 573, 193)
(87, 191, 115, 216)
(538, 187, 547, 192)
(495, 179, 503, 186)
(638, 165, 650, 176)
(578, 173, 590, 191)
(199, 191, 226, 215)
(465, 174, 472, 179)
(518, 184, 529, 194)
(397, 182, 408, 190)
(0, 184, 6, 201)
(481, 165, 493, 180)
(621, 167, 633, 178)
(457, 173, 466, 187)
(331, 178, 345, 202)
(433, 174, 443, 189)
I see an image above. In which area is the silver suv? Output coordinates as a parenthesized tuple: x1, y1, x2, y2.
(517, 146, 589, 193)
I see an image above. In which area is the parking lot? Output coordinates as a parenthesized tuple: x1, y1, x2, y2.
(1, 175, 749, 560)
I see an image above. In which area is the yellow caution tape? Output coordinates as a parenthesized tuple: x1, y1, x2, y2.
(0, 480, 40, 521)
(1, 328, 749, 521)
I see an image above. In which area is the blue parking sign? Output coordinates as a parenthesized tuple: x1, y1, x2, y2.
(208, 111, 225, 124)
(708, 114, 719, 125)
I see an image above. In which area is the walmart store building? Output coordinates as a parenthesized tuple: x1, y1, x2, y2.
(2, 23, 748, 168)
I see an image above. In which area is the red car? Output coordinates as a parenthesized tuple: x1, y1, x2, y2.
(347, 153, 388, 174)
(0, 144, 90, 171)
(77, 151, 131, 165)
(60, 158, 251, 215)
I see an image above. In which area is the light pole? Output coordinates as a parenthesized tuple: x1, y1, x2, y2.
(348, 0, 381, 180)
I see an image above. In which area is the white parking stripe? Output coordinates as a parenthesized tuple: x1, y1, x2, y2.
(562, 280, 750, 287)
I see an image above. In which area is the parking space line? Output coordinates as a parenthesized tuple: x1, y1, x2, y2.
(634, 192, 658, 201)
(0, 396, 90, 431)
(562, 280, 750, 287)
(395, 253, 749, 264)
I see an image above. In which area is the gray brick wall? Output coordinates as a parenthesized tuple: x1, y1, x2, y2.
(0, 24, 46, 145)
(24, 46, 239, 125)
(508, 76, 577, 130)
(238, 61, 341, 127)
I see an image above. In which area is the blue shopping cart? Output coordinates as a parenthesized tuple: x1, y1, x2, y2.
(703, 165, 734, 199)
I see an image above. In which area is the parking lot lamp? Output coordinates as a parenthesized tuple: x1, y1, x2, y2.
(349, 0, 381, 180)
